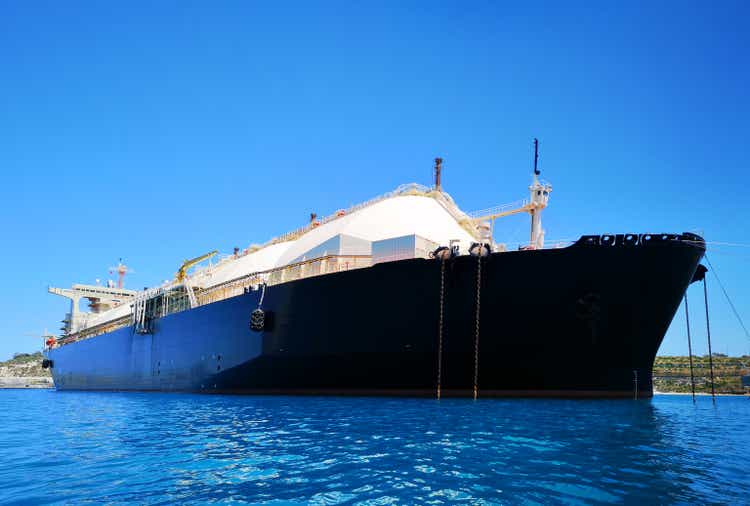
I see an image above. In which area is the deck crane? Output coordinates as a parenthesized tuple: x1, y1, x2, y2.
(176, 250, 218, 308)
(467, 139, 552, 249)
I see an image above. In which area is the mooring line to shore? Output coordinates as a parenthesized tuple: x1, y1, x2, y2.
(704, 255, 750, 342)
(684, 292, 697, 402)
(702, 275, 717, 402)
(684, 239, 750, 248)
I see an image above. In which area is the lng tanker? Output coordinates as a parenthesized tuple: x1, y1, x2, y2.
(43, 151, 706, 397)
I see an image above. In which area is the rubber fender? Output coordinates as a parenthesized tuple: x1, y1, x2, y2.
(250, 309, 265, 331)
(250, 309, 274, 332)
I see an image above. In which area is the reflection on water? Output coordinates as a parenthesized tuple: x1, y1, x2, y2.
(1, 391, 748, 504)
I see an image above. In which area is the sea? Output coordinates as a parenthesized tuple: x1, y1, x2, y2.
(1, 391, 748, 505)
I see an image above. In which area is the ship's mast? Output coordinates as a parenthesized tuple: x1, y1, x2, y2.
(528, 138, 551, 249)
(108, 259, 133, 289)
(468, 139, 552, 249)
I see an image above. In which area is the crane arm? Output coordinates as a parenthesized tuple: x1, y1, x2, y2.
(176, 250, 218, 282)
(470, 203, 534, 222)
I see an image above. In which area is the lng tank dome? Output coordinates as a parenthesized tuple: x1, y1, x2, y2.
(53, 180, 495, 334)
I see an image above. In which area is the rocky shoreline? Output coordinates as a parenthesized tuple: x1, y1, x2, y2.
(0, 377, 53, 389)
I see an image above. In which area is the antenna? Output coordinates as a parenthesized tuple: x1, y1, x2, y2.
(533, 138, 540, 176)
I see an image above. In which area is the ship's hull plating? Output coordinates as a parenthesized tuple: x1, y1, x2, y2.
(47, 234, 705, 397)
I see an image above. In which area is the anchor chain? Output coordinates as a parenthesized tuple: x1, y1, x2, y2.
(436, 259, 446, 399)
(473, 255, 482, 400)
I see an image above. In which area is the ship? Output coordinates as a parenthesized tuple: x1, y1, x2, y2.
(43, 146, 706, 398)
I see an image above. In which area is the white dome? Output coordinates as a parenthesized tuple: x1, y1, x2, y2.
(71, 188, 482, 331)
(274, 194, 476, 267)
(203, 241, 292, 286)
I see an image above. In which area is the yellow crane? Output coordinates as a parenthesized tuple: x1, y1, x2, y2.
(176, 250, 218, 282)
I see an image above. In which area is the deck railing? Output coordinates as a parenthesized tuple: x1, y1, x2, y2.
(196, 254, 373, 306)
(264, 183, 436, 246)
(178, 184, 481, 283)
(52, 254, 378, 348)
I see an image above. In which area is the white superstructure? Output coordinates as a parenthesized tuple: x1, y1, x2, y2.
(50, 155, 553, 339)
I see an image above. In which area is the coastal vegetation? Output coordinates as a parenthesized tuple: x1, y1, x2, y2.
(0, 352, 48, 377)
(653, 355, 750, 395)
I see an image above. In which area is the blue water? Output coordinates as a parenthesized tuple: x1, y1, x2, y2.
(1, 392, 748, 505)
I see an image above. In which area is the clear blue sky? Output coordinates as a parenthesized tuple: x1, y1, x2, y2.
(1, 1, 748, 360)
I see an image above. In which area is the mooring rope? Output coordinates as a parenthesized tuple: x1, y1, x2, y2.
(436, 259, 446, 400)
(703, 277, 716, 401)
(684, 292, 696, 402)
(704, 255, 750, 342)
(473, 255, 482, 400)
(258, 282, 267, 307)
(683, 239, 750, 249)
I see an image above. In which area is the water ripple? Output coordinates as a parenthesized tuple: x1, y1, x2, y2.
(0, 392, 748, 504)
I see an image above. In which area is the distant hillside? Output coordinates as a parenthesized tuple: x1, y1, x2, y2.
(654, 355, 750, 395)
(0, 351, 49, 376)
(0, 351, 52, 388)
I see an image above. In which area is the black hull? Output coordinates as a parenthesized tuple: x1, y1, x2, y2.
(48, 233, 705, 398)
